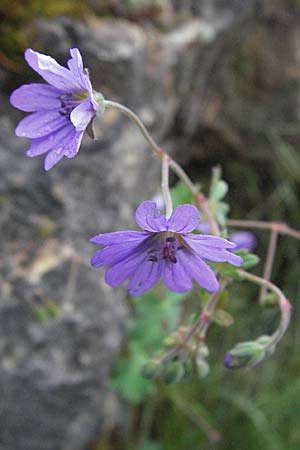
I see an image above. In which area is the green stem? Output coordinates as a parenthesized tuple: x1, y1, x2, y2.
(237, 269, 291, 350)
(260, 228, 278, 300)
(162, 154, 173, 219)
(227, 219, 300, 240)
(104, 100, 221, 235)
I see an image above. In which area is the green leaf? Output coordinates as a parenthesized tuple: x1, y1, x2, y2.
(241, 253, 260, 269)
(213, 309, 234, 327)
(170, 181, 194, 207)
(111, 344, 154, 403)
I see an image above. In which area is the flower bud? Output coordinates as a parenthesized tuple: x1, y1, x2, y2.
(196, 359, 210, 379)
(162, 361, 185, 384)
(141, 359, 160, 379)
(224, 341, 265, 370)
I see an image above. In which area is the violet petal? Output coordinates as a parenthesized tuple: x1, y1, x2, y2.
(90, 231, 150, 246)
(44, 146, 65, 171)
(25, 48, 82, 92)
(184, 237, 243, 266)
(67, 48, 92, 93)
(135, 201, 168, 232)
(127, 259, 163, 296)
(70, 98, 95, 131)
(26, 124, 74, 157)
(10, 83, 62, 112)
(162, 258, 193, 293)
(186, 234, 236, 249)
(105, 252, 145, 288)
(179, 251, 219, 292)
(167, 204, 199, 233)
(64, 131, 84, 158)
(15, 110, 67, 139)
(91, 241, 143, 268)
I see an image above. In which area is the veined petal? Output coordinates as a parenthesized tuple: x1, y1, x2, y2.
(135, 201, 168, 232)
(70, 97, 95, 131)
(15, 110, 67, 139)
(128, 259, 162, 296)
(25, 49, 82, 92)
(26, 124, 74, 157)
(179, 251, 219, 292)
(64, 131, 84, 158)
(44, 146, 65, 171)
(68, 48, 93, 94)
(186, 234, 237, 249)
(10, 83, 62, 112)
(185, 238, 243, 265)
(167, 204, 199, 233)
(162, 259, 193, 293)
(91, 241, 143, 268)
(90, 231, 150, 246)
(105, 251, 145, 288)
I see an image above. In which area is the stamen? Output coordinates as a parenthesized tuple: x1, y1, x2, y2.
(148, 256, 158, 262)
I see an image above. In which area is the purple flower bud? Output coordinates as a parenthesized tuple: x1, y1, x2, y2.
(229, 231, 257, 252)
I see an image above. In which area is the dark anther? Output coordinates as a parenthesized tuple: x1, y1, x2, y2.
(169, 256, 177, 263)
(166, 237, 176, 242)
(148, 256, 158, 262)
(177, 245, 185, 250)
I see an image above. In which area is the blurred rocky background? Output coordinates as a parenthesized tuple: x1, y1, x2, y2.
(1, 1, 300, 449)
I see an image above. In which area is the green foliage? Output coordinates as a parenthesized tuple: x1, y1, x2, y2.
(33, 300, 60, 322)
(0, 0, 85, 68)
(132, 438, 163, 450)
(111, 289, 185, 403)
(170, 181, 194, 207)
(125, 0, 163, 11)
(208, 166, 230, 227)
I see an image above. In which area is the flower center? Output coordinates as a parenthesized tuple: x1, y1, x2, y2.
(147, 233, 187, 264)
(58, 92, 88, 120)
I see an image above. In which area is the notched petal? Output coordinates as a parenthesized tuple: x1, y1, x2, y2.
(167, 204, 199, 233)
(135, 201, 168, 232)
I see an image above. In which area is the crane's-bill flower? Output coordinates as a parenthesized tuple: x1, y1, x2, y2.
(10, 48, 103, 170)
(90, 201, 243, 296)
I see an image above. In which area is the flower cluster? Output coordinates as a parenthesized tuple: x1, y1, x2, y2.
(10, 48, 101, 170)
(90, 201, 242, 296)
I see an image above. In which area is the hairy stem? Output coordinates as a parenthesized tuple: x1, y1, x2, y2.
(104, 100, 221, 235)
(237, 269, 291, 350)
(159, 287, 223, 364)
(162, 154, 173, 219)
(260, 228, 278, 300)
(104, 100, 163, 157)
(227, 219, 300, 240)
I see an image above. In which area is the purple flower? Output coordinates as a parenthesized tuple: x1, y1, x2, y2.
(230, 231, 257, 252)
(90, 201, 243, 296)
(10, 48, 102, 170)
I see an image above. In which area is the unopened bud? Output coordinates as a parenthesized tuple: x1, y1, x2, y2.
(197, 344, 209, 358)
(224, 341, 265, 370)
(196, 359, 210, 379)
(162, 361, 185, 384)
(141, 359, 160, 379)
